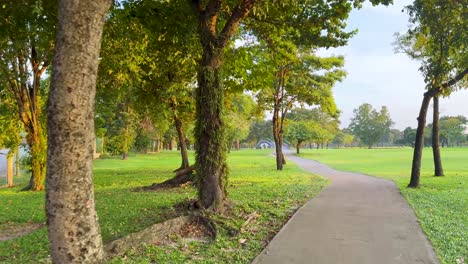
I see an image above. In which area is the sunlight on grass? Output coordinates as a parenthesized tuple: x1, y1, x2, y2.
(0, 150, 327, 263)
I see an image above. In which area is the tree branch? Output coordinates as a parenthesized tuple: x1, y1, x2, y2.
(218, 0, 257, 48)
(425, 67, 468, 97)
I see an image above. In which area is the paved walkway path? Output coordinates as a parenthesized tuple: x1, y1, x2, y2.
(252, 153, 440, 264)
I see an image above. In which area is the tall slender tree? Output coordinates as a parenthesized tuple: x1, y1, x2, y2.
(396, 0, 467, 187)
(0, 0, 57, 190)
(0, 99, 22, 187)
(46, 0, 110, 262)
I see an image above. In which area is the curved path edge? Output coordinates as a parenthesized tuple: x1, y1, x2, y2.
(252, 153, 440, 264)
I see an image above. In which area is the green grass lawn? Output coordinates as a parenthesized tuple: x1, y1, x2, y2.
(0, 150, 328, 263)
(299, 147, 467, 264)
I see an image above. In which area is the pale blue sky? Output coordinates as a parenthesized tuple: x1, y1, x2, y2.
(321, 0, 468, 130)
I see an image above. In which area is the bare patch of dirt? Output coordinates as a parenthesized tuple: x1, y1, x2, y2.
(0, 222, 45, 242)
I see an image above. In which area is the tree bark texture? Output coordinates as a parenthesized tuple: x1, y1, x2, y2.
(432, 96, 444, 176)
(46, 0, 110, 263)
(409, 95, 432, 188)
(195, 45, 228, 211)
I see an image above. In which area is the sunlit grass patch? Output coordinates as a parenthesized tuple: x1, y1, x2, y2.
(0, 149, 327, 263)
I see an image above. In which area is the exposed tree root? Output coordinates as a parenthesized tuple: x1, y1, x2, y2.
(0, 223, 45, 242)
(137, 165, 196, 191)
(104, 214, 216, 258)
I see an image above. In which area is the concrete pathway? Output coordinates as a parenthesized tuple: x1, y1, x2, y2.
(252, 154, 440, 264)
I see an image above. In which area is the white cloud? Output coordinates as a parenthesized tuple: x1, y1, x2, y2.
(313, 0, 468, 130)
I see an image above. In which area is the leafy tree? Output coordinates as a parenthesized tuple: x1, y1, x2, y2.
(102, 1, 199, 169)
(252, 46, 344, 169)
(226, 93, 257, 151)
(386, 128, 403, 146)
(333, 131, 354, 148)
(189, 0, 391, 210)
(0, 99, 22, 187)
(396, 127, 417, 147)
(349, 104, 393, 149)
(439, 116, 467, 147)
(0, 0, 57, 190)
(285, 120, 313, 154)
(246, 119, 273, 147)
(45, 0, 110, 262)
(396, 0, 467, 186)
(310, 108, 340, 149)
(96, 6, 151, 160)
(241, 0, 395, 170)
(285, 108, 339, 152)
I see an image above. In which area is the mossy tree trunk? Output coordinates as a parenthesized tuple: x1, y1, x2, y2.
(192, 0, 256, 212)
(432, 96, 444, 176)
(24, 124, 47, 191)
(46, 0, 110, 262)
(195, 45, 228, 211)
(409, 95, 432, 188)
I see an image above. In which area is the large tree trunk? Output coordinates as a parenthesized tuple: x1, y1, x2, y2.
(432, 96, 444, 176)
(296, 142, 301, 155)
(7, 154, 13, 187)
(46, 0, 110, 263)
(409, 95, 432, 188)
(195, 44, 227, 211)
(192, 0, 256, 212)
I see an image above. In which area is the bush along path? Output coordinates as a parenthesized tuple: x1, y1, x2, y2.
(252, 152, 440, 264)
